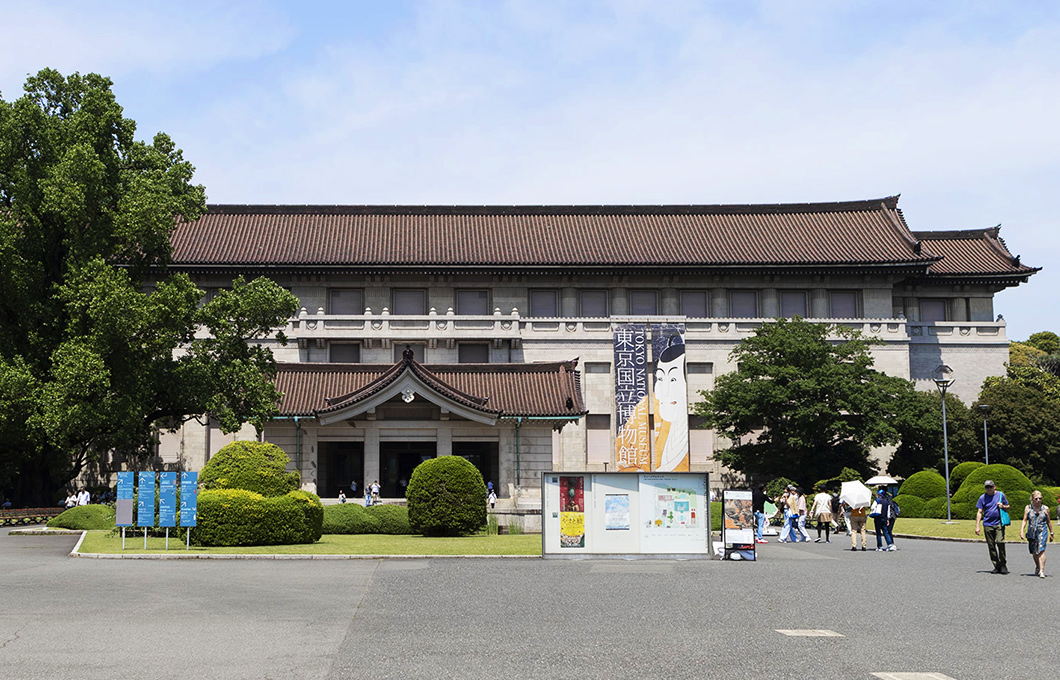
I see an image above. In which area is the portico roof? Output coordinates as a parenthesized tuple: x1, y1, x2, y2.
(273, 352, 587, 425)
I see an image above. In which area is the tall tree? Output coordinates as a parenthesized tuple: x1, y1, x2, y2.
(978, 376, 1060, 484)
(887, 390, 979, 479)
(692, 318, 915, 486)
(0, 70, 297, 505)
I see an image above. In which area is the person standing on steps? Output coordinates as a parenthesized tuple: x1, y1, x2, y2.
(975, 479, 1010, 574)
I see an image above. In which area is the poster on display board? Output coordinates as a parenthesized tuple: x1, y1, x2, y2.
(722, 489, 756, 561)
(559, 476, 585, 548)
(639, 474, 706, 554)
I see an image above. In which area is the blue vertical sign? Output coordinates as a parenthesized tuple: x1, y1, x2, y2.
(158, 472, 177, 527)
(137, 471, 156, 527)
(116, 471, 135, 527)
(180, 471, 198, 527)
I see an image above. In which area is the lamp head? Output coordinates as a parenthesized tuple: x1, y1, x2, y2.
(932, 364, 955, 393)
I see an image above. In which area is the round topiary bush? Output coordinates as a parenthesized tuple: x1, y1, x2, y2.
(921, 496, 949, 519)
(47, 504, 116, 530)
(950, 461, 984, 493)
(195, 489, 316, 546)
(406, 456, 487, 536)
(897, 470, 947, 500)
(951, 464, 1033, 504)
(891, 494, 924, 518)
(199, 441, 300, 497)
(367, 504, 413, 534)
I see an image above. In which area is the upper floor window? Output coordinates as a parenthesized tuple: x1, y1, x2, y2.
(458, 343, 490, 363)
(920, 298, 947, 322)
(329, 343, 360, 363)
(780, 291, 807, 318)
(456, 289, 489, 315)
(830, 291, 859, 318)
(680, 290, 708, 318)
(584, 362, 611, 374)
(393, 289, 427, 315)
(529, 289, 559, 317)
(329, 288, 364, 315)
(579, 289, 609, 317)
(629, 290, 658, 316)
(730, 290, 758, 317)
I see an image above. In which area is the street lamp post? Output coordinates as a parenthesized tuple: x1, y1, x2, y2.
(933, 365, 956, 523)
(979, 404, 990, 465)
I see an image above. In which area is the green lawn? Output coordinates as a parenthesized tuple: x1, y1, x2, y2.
(78, 530, 541, 556)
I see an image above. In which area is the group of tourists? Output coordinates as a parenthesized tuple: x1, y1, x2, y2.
(754, 483, 899, 552)
(338, 480, 381, 506)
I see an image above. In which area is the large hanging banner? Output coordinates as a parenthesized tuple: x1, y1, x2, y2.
(559, 476, 585, 548)
(614, 323, 650, 471)
(651, 323, 689, 472)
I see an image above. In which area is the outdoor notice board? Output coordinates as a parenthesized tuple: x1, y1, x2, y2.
(542, 471, 710, 557)
(721, 489, 756, 560)
(180, 471, 197, 527)
(137, 471, 155, 527)
(158, 472, 177, 527)
(116, 471, 134, 527)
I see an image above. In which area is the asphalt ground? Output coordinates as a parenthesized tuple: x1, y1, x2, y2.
(2, 528, 1057, 680)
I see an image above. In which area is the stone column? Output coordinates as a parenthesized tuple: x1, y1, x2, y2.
(904, 297, 919, 322)
(436, 425, 452, 456)
(363, 426, 380, 486)
(811, 289, 829, 318)
(612, 287, 628, 315)
(711, 288, 728, 317)
(761, 288, 779, 317)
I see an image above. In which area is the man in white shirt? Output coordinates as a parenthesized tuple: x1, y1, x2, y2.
(76, 487, 91, 506)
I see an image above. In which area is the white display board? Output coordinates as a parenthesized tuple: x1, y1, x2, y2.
(541, 472, 711, 557)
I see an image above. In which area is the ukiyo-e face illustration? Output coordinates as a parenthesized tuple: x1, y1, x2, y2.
(653, 334, 689, 472)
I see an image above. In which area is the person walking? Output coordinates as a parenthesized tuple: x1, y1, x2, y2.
(975, 479, 1010, 574)
(752, 484, 769, 544)
(76, 487, 91, 506)
(776, 486, 794, 542)
(847, 501, 868, 551)
(1019, 490, 1053, 578)
(370, 480, 381, 506)
(812, 488, 833, 543)
(872, 490, 896, 551)
(794, 487, 812, 542)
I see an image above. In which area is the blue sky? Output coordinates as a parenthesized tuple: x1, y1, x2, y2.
(1, 1, 1056, 342)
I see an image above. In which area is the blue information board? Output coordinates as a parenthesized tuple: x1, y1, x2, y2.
(116, 471, 135, 527)
(180, 471, 198, 528)
(158, 472, 177, 527)
(137, 471, 156, 527)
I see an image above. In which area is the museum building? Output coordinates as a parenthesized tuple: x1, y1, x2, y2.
(157, 196, 1038, 500)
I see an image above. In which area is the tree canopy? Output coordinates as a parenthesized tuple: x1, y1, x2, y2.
(0, 70, 297, 505)
(692, 318, 915, 487)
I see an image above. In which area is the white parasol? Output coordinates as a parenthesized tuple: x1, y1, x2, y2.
(865, 475, 899, 486)
(840, 480, 872, 509)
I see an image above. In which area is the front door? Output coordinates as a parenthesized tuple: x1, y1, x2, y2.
(379, 441, 436, 498)
(318, 441, 364, 498)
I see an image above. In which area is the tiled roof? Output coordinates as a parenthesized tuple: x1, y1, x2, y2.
(914, 227, 1039, 278)
(274, 359, 586, 419)
(171, 197, 939, 269)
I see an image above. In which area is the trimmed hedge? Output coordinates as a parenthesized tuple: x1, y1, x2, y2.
(891, 494, 924, 518)
(368, 504, 413, 535)
(47, 504, 116, 530)
(951, 464, 1034, 504)
(322, 503, 414, 535)
(949, 461, 984, 493)
(195, 489, 318, 546)
(199, 441, 300, 497)
(288, 489, 324, 542)
(406, 456, 487, 537)
(897, 470, 947, 500)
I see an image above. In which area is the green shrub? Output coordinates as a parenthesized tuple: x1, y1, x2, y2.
(367, 504, 413, 534)
(711, 501, 722, 532)
(47, 504, 116, 530)
(951, 464, 1034, 504)
(765, 478, 796, 499)
(195, 489, 315, 546)
(950, 461, 984, 492)
(322, 503, 378, 534)
(199, 441, 300, 497)
(891, 494, 924, 518)
(287, 489, 324, 542)
(406, 456, 487, 536)
(922, 496, 949, 519)
(898, 470, 947, 500)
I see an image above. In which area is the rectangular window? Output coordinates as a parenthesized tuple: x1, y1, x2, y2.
(584, 362, 611, 374)
(629, 290, 658, 316)
(458, 343, 490, 363)
(393, 289, 427, 315)
(329, 343, 361, 363)
(680, 291, 708, 318)
(730, 291, 758, 317)
(529, 289, 559, 317)
(587, 414, 610, 429)
(687, 363, 713, 374)
(780, 291, 807, 318)
(329, 288, 364, 315)
(455, 289, 489, 315)
(579, 290, 609, 317)
(393, 344, 426, 362)
(830, 291, 859, 318)
(920, 298, 948, 322)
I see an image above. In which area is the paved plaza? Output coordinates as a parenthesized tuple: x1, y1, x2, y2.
(1, 527, 1056, 679)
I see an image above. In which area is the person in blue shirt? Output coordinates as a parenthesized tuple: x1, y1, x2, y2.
(975, 479, 1011, 574)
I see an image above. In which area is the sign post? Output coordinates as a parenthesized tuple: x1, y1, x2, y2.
(180, 471, 198, 550)
(158, 472, 177, 550)
(137, 471, 155, 550)
(116, 471, 134, 550)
